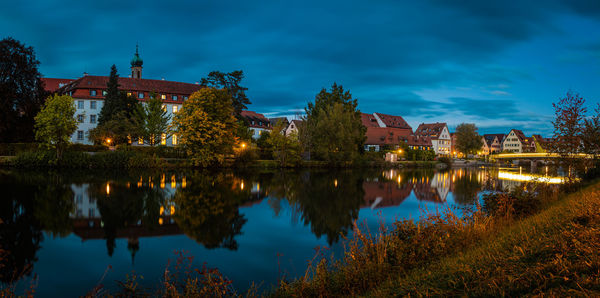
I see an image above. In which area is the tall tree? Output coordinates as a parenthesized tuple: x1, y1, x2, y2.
(303, 83, 366, 163)
(551, 91, 587, 179)
(97, 65, 138, 125)
(34, 94, 77, 160)
(455, 123, 483, 156)
(267, 119, 301, 166)
(136, 92, 171, 146)
(172, 88, 237, 167)
(200, 70, 250, 116)
(0, 37, 47, 142)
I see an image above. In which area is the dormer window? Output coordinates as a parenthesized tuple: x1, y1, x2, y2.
(90, 90, 97, 96)
(172, 95, 178, 101)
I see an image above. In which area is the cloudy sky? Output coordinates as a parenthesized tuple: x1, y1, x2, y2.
(2, 0, 600, 135)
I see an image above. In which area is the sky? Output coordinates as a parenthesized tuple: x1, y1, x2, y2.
(2, 0, 600, 136)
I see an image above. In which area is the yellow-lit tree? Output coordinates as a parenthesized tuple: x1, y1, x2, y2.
(172, 88, 237, 167)
(34, 94, 77, 160)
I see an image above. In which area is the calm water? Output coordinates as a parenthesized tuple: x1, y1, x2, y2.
(0, 167, 556, 296)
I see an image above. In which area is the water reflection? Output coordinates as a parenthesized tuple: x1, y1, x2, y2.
(0, 167, 567, 293)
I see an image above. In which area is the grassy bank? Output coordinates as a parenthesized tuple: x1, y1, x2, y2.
(273, 180, 600, 297)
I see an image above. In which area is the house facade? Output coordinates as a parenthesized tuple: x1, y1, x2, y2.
(285, 119, 303, 136)
(414, 123, 451, 156)
(50, 47, 202, 146)
(241, 110, 272, 139)
(484, 134, 504, 154)
(502, 129, 531, 153)
(362, 112, 413, 152)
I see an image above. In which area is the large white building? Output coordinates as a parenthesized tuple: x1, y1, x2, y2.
(44, 47, 202, 146)
(414, 122, 451, 156)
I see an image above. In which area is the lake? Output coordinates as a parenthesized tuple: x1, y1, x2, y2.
(0, 166, 560, 296)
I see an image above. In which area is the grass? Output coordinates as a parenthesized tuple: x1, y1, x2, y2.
(272, 180, 600, 297)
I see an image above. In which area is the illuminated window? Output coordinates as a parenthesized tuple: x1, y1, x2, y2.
(78, 101, 84, 109)
(172, 105, 178, 113)
(90, 90, 97, 96)
(102, 90, 107, 96)
(162, 104, 167, 111)
(127, 92, 132, 97)
(138, 137, 143, 145)
(90, 101, 96, 109)
(172, 134, 177, 145)
(161, 94, 166, 100)
(138, 92, 144, 99)
(172, 95, 177, 100)
(161, 133, 166, 145)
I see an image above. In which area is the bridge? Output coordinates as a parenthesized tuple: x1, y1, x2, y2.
(494, 153, 592, 159)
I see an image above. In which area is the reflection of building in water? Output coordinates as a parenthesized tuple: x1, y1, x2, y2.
(71, 184, 98, 220)
(362, 181, 412, 209)
(413, 181, 445, 203)
(430, 172, 450, 202)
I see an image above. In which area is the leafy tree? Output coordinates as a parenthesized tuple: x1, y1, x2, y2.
(136, 92, 171, 146)
(582, 103, 600, 159)
(0, 37, 47, 142)
(34, 94, 77, 160)
(267, 119, 301, 166)
(172, 88, 237, 167)
(550, 91, 587, 178)
(200, 70, 250, 117)
(455, 123, 483, 156)
(236, 119, 253, 144)
(303, 83, 366, 163)
(89, 111, 139, 145)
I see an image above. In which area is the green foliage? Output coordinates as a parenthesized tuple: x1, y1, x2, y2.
(135, 92, 171, 146)
(267, 121, 302, 167)
(235, 119, 253, 143)
(172, 88, 237, 167)
(89, 111, 139, 145)
(582, 103, 600, 158)
(34, 94, 77, 160)
(0, 37, 47, 143)
(200, 70, 250, 117)
(0, 143, 38, 155)
(455, 123, 483, 155)
(11, 150, 165, 168)
(303, 84, 366, 163)
(405, 147, 436, 161)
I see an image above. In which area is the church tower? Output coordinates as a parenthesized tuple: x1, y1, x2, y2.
(130, 44, 143, 79)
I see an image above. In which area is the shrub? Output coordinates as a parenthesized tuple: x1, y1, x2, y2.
(0, 143, 39, 156)
(482, 185, 542, 219)
(437, 156, 452, 167)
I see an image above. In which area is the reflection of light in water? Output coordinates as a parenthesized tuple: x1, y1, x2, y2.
(240, 181, 244, 190)
(171, 175, 176, 188)
(498, 171, 565, 184)
(138, 176, 143, 188)
(334, 179, 338, 187)
(106, 183, 110, 195)
(160, 174, 165, 189)
(159, 218, 163, 225)
(182, 177, 186, 188)
(170, 205, 175, 215)
(160, 206, 164, 215)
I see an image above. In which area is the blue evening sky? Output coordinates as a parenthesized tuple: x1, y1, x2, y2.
(2, 0, 600, 135)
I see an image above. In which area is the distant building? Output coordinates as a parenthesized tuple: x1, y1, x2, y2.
(285, 119, 303, 136)
(269, 117, 289, 129)
(241, 110, 271, 139)
(48, 46, 202, 146)
(502, 129, 536, 153)
(361, 112, 413, 152)
(414, 122, 451, 156)
(484, 134, 505, 153)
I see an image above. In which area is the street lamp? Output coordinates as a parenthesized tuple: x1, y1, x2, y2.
(106, 138, 112, 145)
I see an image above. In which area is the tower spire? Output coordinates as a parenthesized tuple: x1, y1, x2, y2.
(130, 44, 143, 79)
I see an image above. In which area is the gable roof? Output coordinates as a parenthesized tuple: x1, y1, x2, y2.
(42, 78, 75, 92)
(269, 117, 289, 127)
(365, 127, 412, 146)
(373, 113, 412, 129)
(406, 135, 432, 147)
(241, 110, 271, 129)
(361, 113, 380, 127)
(484, 134, 505, 146)
(414, 123, 448, 140)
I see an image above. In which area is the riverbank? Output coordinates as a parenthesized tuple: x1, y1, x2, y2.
(273, 180, 600, 296)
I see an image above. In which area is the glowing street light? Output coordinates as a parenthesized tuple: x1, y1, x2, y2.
(241, 142, 247, 149)
(106, 138, 112, 144)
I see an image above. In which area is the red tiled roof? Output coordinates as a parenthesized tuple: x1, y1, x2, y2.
(406, 135, 432, 147)
(414, 122, 448, 140)
(41, 78, 74, 92)
(374, 113, 411, 129)
(361, 113, 380, 127)
(365, 127, 412, 146)
(241, 110, 271, 129)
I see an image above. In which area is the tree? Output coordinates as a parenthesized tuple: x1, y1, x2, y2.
(550, 91, 587, 178)
(582, 103, 600, 159)
(97, 65, 139, 125)
(0, 37, 47, 142)
(455, 123, 483, 156)
(172, 88, 237, 167)
(303, 83, 366, 163)
(136, 92, 171, 146)
(267, 119, 301, 166)
(200, 70, 250, 117)
(34, 94, 77, 160)
(89, 111, 139, 145)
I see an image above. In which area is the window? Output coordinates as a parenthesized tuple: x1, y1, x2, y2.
(172, 106, 178, 113)
(77, 130, 84, 140)
(89, 209, 95, 217)
(68, 91, 73, 96)
(78, 101, 84, 109)
(183, 96, 188, 100)
(161, 94, 166, 100)
(90, 101, 96, 109)
(172, 134, 178, 145)
(138, 137, 144, 145)
(161, 133, 166, 145)
(77, 115, 84, 123)
(90, 115, 96, 124)
(90, 90, 97, 96)
(102, 90, 108, 96)
(127, 92, 132, 97)
(162, 104, 167, 112)
(172, 95, 178, 101)
(138, 92, 144, 99)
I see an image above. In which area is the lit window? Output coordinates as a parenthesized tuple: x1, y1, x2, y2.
(162, 104, 167, 112)
(90, 101, 96, 109)
(258, 130, 262, 135)
(172, 134, 177, 145)
(172, 95, 178, 100)
(161, 133, 166, 145)
(138, 137, 144, 145)
(90, 90, 97, 96)
(172, 106, 178, 113)
(78, 101, 84, 109)
(90, 115, 96, 124)
(77, 115, 84, 123)
(138, 92, 144, 99)
(127, 92, 132, 97)
(161, 94, 166, 100)
(77, 130, 84, 140)
(102, 90, 107, 96)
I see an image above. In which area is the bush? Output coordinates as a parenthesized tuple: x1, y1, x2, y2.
(68, 143, 107, 152)
(11, 150, 168, 169)
(437, 156, 452, 167)
(115, 145, 187, 158)
(0, 143, 39, 156)
(482, 186, 542, 219)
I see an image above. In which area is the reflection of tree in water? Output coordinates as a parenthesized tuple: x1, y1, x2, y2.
(288, 170, 364, 245)
(0, 172, 43, 284)
(452, 170, 482, 205)
(173, 171, 249, 250)
(34, 179, 75, 238)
